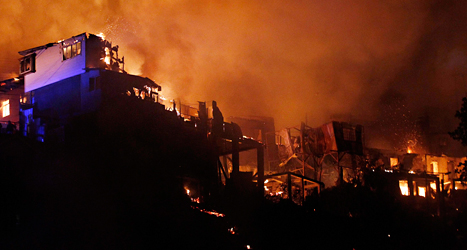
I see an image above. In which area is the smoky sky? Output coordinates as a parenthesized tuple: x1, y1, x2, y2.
(1, 0, 467, 133)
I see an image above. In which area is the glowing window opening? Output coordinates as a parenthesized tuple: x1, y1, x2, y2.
(432, 161, 438, 173)
(2, 100, 10, 117)
(418, 186, 426, 197)
(390, 158, 398, 167)
(62, 41, 82, 60)
(399, 180, 409, 196)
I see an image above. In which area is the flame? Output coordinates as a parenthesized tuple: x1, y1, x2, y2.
(104, 47, 111, 65)
(96, 32, 106, 40)
(418, 186, 426, 197)
(407, 146, 413, 154)
(399, 180, 409, 196)
(191, 206, 225, 217)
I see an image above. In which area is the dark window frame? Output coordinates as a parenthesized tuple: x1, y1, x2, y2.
(89, 77, 95, 91)
(20, 53, 36, 75)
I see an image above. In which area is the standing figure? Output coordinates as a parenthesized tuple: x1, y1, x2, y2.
(6, 121, 14, 134)
(212, 101, 224, 136)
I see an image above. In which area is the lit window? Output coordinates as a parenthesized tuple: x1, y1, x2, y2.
(76, 42, 82, 55)
(418, 186, 426, 197)
(390, 158, 398, 167)
(399, 180, 409, 196)
(62, 41, 82, 60)
(430, 182, 437, 192)
(2, 100, 10, 117)
(65, 46, 71, 59)
(432, 161, 438, 173)
(71, 43, 77, 57)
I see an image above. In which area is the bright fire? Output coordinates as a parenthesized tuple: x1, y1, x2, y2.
(96, 32, 106, 40)
(418, 186, 426, 197)
(399, 180, 409, 196)
(104, 47, 111, 65)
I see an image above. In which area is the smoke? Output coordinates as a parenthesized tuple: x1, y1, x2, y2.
(1, 0, 467, 137)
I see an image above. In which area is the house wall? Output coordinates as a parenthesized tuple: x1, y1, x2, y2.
(33, 75, 81, 124)
(426, 155, 449, 174)
(30, 69, 160, 129)
(80, 70, 102, 114)
(24, 34, 86, 92)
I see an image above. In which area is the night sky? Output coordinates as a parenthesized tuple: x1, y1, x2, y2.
(1, 0, 467, 137)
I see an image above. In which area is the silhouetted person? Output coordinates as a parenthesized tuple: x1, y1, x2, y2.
(212, 101, 224, 136)
(197, 102, 208, 134)
(19, 112, 27, 136)
(28, 116, 36, 138)
(6, 121, 14, 134)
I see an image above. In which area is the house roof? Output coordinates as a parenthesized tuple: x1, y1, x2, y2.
(18, 43, 57, 56)
(0, 77, 23, 93)
(18, 32, 88, 56)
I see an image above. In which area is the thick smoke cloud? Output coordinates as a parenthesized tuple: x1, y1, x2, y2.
(1, 0, 467, 147)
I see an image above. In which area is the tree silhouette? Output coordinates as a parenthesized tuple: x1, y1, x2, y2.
(449, 97, 467, 182)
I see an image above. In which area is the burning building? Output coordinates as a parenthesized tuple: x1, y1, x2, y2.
(275, 121, 364, 188)
(0, 77, 23, 132)
(15, 32, 163, 140)
(4, 32, 467, 209)
(1, 32, 267, 204)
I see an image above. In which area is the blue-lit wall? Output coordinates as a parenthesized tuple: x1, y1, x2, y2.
(33, 75, 81, 123)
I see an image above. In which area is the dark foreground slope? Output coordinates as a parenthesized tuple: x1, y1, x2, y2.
(1, 130, 466, 249)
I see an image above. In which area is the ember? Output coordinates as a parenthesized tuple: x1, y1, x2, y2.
(191, 206, 225, 218)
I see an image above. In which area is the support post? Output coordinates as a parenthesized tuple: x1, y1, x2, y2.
(436, 178, 441, 216)
(232, 137, 240, 175)
(339, 166, 343, 186)
(408, 175, 414, 197)
(257, 145, 264, 197)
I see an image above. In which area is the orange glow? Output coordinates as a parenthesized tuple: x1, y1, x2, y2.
(104, 47, 111, 65)
(407, 147, 413, 154)
(399, 180, 409, 196)
(191, 206, 225, 217)
(96, 32, 105, 40)
(418, 186, 426, 197)
(3, 1, 467, 134)
(2, 100, 10, 117)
